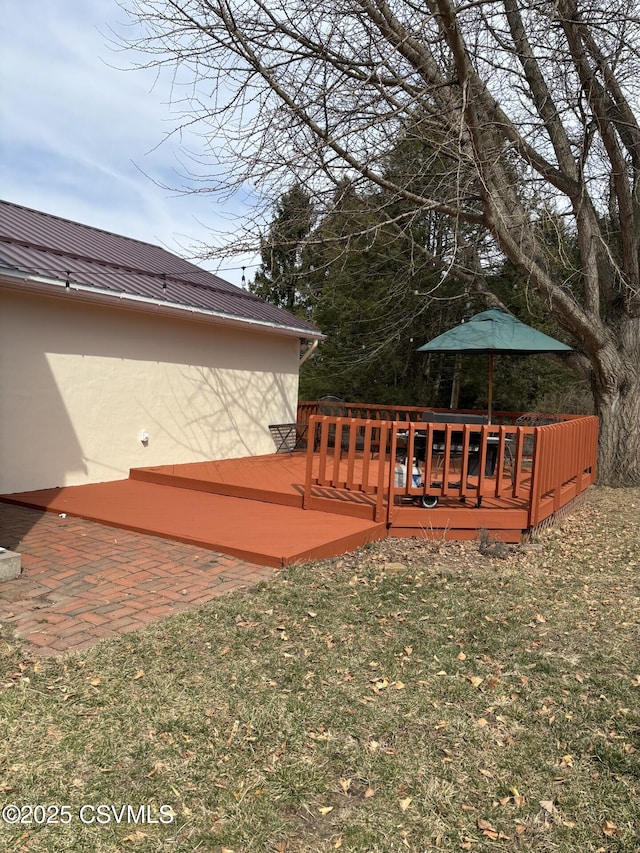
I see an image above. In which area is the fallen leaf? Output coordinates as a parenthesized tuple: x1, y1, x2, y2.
(602, 820, 619, 837)
(334, 839, 342, 849)
(457, 651, 467, 660)
(318, 806, 334, 816)
(399, 796, 412, 812)
(133, 670, 144, 680)
(338, 778, 351, 793)
(539, 799, 555, 814)
(364, 786, 375, 798)
(123, 831, 148, 842)
(560, 754, 573, 768)
(468, 676, 483, 688)
(90, 677, 101, 686)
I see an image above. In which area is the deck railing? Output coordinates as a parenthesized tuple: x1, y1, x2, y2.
(297, 400, 584, 427)
(527, 416, 598, 527)
(299, 404, 598, 530)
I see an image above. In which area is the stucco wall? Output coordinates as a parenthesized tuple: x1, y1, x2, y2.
(0, 288, 301, 493)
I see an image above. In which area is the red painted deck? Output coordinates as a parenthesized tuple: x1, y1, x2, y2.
(1, 474, 387, 568)
(1, 407, 597, 568)
(1, 451, 541, 567)
(133, 456, 532, 532)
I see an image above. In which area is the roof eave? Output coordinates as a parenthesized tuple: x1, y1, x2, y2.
(0, 268, 325, 341)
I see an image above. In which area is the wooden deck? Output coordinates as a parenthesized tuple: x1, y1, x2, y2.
(133, 452, 533, 542)
(1, 407, 598, 567)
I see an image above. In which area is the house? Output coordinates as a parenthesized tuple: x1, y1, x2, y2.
(0, 200, 322, 494)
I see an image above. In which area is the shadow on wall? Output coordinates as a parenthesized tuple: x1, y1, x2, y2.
(142, 364, 297, 461)
(1, 288, 301, 505)
(1, 295, 86, 544)
(0, 340, 87, 496)
(0, 373, 84, 548)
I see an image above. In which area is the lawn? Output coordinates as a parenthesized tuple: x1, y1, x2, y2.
(1, 487, 638, 852)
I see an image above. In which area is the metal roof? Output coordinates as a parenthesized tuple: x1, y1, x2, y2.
(0, 199, 322, 338)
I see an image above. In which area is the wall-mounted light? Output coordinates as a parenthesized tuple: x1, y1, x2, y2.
(139, 431, 149, 446)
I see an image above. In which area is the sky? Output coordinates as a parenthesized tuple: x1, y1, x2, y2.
(0, 0, 255, 287)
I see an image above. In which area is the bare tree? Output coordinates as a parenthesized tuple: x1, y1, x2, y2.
(123, 0, 640, 484)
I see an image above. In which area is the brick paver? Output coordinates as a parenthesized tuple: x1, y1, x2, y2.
(0, 503, 275, 657)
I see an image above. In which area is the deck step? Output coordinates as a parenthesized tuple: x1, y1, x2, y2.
(1, 481, 387, 568)
(130, 466, 304, 508)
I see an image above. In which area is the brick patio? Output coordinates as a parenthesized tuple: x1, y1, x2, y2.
(0, 503, 275, 657)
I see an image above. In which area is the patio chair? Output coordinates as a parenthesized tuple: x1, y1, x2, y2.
(268, 422, 310, 453)
(318, 396, 347, 449)
(515, 413, 561, 459)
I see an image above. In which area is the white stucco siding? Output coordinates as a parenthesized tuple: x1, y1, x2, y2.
(0, 288, 300, 493)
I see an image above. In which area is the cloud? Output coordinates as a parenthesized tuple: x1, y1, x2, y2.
(0, 0, 258, 285)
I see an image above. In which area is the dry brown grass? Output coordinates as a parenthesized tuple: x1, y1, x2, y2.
(1, 486, 638, 852)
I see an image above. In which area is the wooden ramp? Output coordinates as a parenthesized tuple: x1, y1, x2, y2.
(1, 479, 386, 568)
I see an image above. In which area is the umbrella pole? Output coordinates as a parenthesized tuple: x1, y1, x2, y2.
(488, 353, 494, 424)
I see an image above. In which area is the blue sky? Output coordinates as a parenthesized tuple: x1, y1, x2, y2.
(0, 0, 255, 286)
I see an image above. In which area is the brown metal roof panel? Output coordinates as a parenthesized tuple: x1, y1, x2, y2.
(0, 238, 320, 333)
(0, 200, 243, 293)
(0, 199, 321, 335)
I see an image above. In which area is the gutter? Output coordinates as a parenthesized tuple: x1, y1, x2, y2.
(0, 268, 325, 342)
(299, 339, 319, 366)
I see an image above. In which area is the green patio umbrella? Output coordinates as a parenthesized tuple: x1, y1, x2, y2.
(417, 309, 572, 422)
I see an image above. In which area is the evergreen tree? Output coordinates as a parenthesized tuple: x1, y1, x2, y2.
(249, 184, 314, 316)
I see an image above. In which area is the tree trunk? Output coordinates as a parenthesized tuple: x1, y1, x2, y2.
(592, 365, 640, 486)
